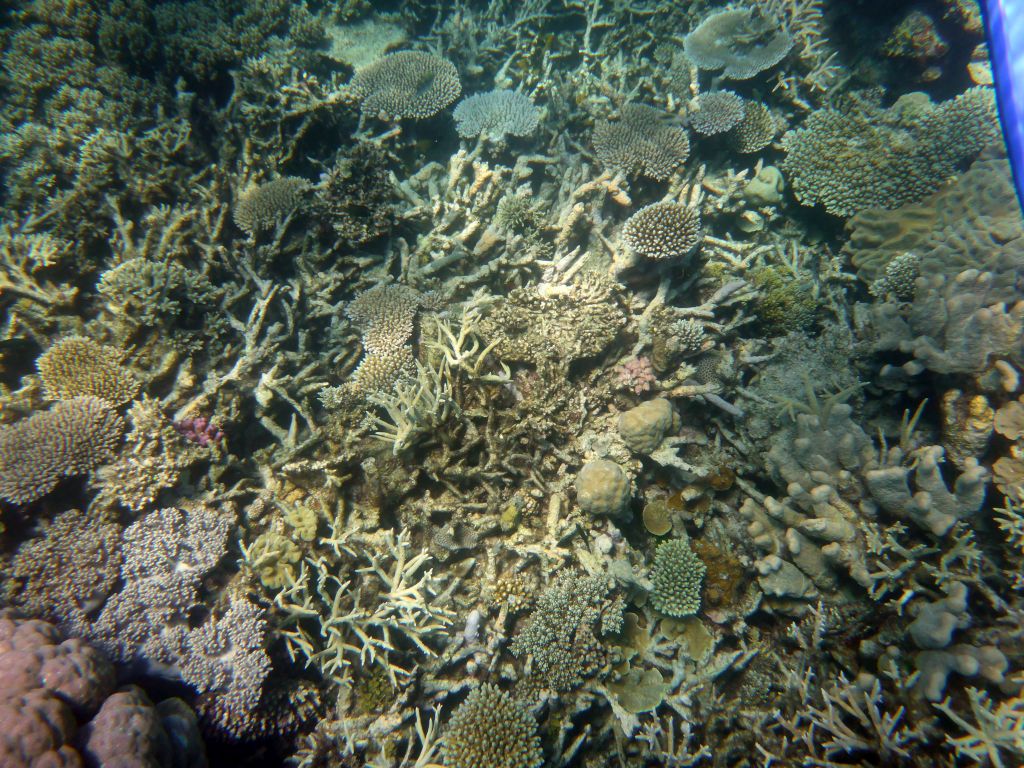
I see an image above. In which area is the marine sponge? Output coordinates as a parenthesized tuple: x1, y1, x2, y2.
(351, 50, 461, 120)
(576, 459, 631, 517)
(453, 89, 540, 140)
(684, 8, 793, 80)
(690, 91, 744, 136)
(37, 336, 140, 406)
(441, 684, 543, 768)
(649, 538, 706, 617)
(593, 103, 690, 180)
(623, 202, 703, 261)
(0, 396, 124, 504)
(233, 177, 309, 234)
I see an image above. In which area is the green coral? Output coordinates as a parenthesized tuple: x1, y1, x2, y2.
(247, 531, 302, 589)
(750, 266, 818, 334)
(650, 538, 706, 618)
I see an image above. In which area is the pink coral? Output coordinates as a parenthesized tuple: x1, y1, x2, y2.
(615, 356, 657, 394)
(0, 611, 206, 768)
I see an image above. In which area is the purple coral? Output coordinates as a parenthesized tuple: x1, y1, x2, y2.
(173, 416, 224, 447)
(0, 612, 205, 768)
(616, 356, 657, 394)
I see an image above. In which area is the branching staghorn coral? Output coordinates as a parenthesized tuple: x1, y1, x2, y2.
(270, 528, 454, 687)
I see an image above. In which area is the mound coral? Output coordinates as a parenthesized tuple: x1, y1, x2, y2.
(593, 103, 690, 180)
(576, 459, 631, 517)
(351, 50, 461, 120)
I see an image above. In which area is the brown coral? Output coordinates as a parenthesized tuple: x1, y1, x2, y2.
(593, 103, 690, 180)
(37, 336, 140, 406)
(0, 397, 125, 504)
(622, 202, 703, 261)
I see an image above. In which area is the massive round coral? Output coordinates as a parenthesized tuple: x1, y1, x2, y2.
(622, 202, 702, 261)
(351, 50, 461, 120)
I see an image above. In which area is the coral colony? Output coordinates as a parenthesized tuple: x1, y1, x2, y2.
(0, 0, 1021, 766)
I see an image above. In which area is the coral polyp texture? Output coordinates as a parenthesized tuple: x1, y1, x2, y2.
(690, 90, 745, 136)
(622, 202, 703, 261)
(453, 89, 541, 140)
(351, 50, 461, 120)
(441, 684, 543, 768)
(0, 396, 124, 503)
(593, 103, 690, 180)
(1, 1, 1022, 765)
(783, 89, 1000, 216)
(37, 336, 140, 405)
(649, 538, 706, 617)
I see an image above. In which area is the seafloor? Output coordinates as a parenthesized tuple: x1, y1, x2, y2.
(0, 0, 1022, 766)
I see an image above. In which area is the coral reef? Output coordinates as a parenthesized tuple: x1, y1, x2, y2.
(0, 2, 1019, 765)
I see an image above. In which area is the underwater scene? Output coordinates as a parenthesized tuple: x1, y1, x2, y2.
(1, 0, 1023, 765)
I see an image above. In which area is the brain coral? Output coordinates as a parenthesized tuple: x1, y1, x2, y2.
(782, 88, 999, 217)
(351, 50, 461, 120)
(684, 7, 793, 80)
(622, 202, 703, 261)
(650, 538, 706, 617)
(37, 336, 140, 406)
(593, 103, 690, 180)
(0, 396, 124, 504)
(441, 684, 543, 768)
(690, 90, 745, 136)
(453, 89, 540, 140)
(618, 398, 678, 454)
